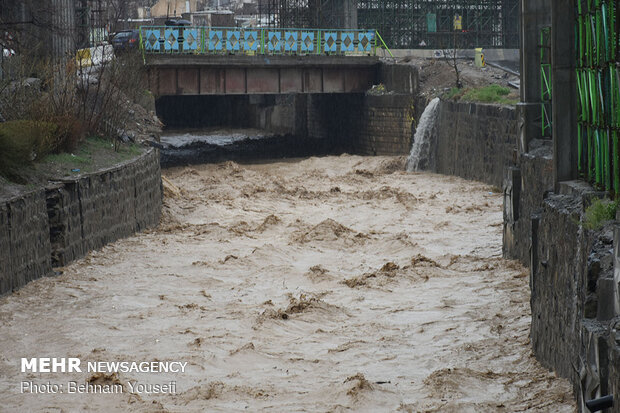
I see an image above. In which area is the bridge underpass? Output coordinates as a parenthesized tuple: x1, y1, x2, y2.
(143, 29, 384, 165)
(142, 25, 400, 166)
(154, 92, 367, 167)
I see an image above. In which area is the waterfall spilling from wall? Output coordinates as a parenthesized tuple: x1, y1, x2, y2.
(406, 97, 440, 172)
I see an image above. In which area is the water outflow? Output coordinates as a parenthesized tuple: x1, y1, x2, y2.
(406, 97, 441, 172)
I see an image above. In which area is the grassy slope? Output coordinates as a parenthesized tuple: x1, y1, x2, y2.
(445, 84, 519, 105)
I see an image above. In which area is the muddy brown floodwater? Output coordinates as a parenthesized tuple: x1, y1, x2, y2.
(0, 155, 574, 412)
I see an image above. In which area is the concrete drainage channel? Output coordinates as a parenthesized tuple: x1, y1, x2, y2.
(0, 148, 162, 295)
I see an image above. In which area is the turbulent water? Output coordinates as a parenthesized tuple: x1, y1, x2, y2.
(0, 156, 574, 411)
(406, 97, 441, 172)
(160, 128, 270, 148)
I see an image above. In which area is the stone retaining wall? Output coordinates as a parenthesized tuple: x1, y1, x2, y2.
(357, 94, 414, 156)
(47, 148, 162, 267)
(0, 148, 162, 295)
(426, 96, 620, 411)
(530, 189, 620, 411)
(434, 99, 518, 188)
(503, 142, 620, 411)
(611, 343, 620, 413)
(0, 190, 52, 294)
(304, 93, 415, 156)
(503, 142, 554, 265)
(354, 62, 418, 156)
(530, 193, 589, 388)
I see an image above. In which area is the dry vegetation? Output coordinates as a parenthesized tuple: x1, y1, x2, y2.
(0, 49, 149, 184)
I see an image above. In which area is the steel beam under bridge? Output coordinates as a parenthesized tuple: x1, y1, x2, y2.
(146, 55, 379, 96)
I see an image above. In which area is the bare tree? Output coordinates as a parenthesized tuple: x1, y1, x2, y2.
(108, 0, 129, 32)
(0, 0, 148, 150)
(441, 31, 462, 89)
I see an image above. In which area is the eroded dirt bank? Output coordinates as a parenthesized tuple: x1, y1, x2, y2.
(0, 155, 574, 412)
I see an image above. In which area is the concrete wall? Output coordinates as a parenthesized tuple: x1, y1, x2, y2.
(0, 148, 162, 295)
(378, 62, 418, 95)
(376, 49, 521, 61)
(306, 94, 362, 145)
(1, 0, 78, 58)
(157, 94, 313, 138)
(249, 95, 305, 136)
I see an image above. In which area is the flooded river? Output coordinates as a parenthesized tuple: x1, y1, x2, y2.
(0, 155, 574, 411)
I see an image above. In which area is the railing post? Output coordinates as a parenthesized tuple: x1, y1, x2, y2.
(201, 27, 205, 53)
(374, 30, 378, 56)
(139, 26, 146, 64)
(261, 28, 265, 55)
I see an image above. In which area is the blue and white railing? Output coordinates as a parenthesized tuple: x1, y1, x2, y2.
(139, 26, 393, 57)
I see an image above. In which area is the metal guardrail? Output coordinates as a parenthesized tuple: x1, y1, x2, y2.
(138, 26, 393, 57)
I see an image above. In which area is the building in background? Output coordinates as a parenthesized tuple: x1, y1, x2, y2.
(0, 0, 80, 58)
(180, 10, 235, 26)
(150, 0, 204, 17)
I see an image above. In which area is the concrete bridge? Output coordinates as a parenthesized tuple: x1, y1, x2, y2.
(145, 54, 379, 96)
(140, 26, 386, 96)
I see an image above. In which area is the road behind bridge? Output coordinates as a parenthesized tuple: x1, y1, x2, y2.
(0, 155, 573, 411)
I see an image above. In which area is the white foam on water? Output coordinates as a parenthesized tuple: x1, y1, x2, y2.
(160, 128, 269, 147)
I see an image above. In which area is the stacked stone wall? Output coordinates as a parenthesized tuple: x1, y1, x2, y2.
(0, 148, 162, 295)
(0, 190, 52, 294)
(435, 100, 518, 188)
(358, 94, 414, 156)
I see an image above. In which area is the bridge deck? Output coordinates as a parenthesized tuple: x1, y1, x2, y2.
(146, 54, 380, 68)
(146, 55, 380, 96)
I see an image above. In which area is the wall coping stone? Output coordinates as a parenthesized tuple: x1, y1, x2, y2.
(48, 147, 156, 184)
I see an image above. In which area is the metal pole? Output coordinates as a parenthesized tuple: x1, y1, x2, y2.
(551, 0, 578, 187)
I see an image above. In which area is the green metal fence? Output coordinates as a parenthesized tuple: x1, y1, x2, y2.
(576, 0, 620, 193)
(263, 0, 521, 49)
(139, 26, 392, 57)
(540, 27, 552, 139)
